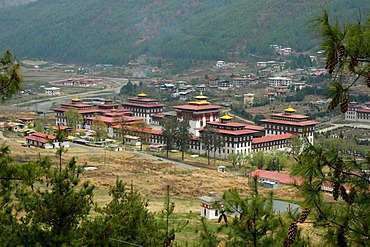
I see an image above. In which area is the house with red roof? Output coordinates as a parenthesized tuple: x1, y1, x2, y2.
(51, 97, 134, 129)
(261, 107, 318, 144)
(344, 102, 370, 123)
(248, 169, 302, 186)
(25, 132, 70, 149)
(252, 133, 295, 152)
(173, 92, 222, 137)
(122, 92, 165, 125)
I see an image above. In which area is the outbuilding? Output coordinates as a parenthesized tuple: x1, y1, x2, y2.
(198, 192, 223, 219)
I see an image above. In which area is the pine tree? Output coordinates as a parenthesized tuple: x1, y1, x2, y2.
(175, 120, 192, 161)
(219, 177, 291, 246)
(0, 50, 22, 100)
(79, 180, 163, 246)
(315, 11, 370, 113)
(292, 142, 370, 245)
(161, 117, 178, 158)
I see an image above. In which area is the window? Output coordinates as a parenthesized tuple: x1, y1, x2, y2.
(215, 210, 218, 216)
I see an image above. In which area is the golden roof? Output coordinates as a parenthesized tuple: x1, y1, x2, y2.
(71, 97, 81, 102)
(188, 101, 210, 105)
(194, 91, 208, 100)
(285, 107, 296, 113)
(220, 113, 233, 120)
(138, 92, 147, 97)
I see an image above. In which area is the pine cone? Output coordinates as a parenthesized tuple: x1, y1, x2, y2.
(326, 59, 336, 74)
(348, 187, 356, 205)
(334, 160, 344, 177)
(337, 227, 347, 247)
(325, 51, 337, 74)
(340, 185, 349, 203)
(284, 222, 298, 247)
(298, 208, 311, 223)
(340, 96, 349, 113)
(348, 58, 358, 72)
(333, 182, 340, 200)
(328, 100, 336, 111)
(338, 45, 345, 61)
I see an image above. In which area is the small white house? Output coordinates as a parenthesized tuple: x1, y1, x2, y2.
(216, 61, 225, 68)
(45, 87, 61, 95)
(217, 166, 226, 172)
(198, 192, 223, 219)
(124, 135, 141, 147)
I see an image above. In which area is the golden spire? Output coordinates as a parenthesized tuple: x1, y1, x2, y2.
(138, 92, 147, 97)
(284, 106, 296, 114)
(220, 112, 233, 120)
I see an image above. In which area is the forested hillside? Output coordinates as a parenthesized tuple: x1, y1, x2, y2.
(0, 0, 369, 66)
(0, 0, 35, 8)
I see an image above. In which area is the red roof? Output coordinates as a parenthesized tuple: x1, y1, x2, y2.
(25, 132, 56, 144)
(269, 113, 308, 119)
(152, 113, 165, 118)
(99, 104, 119, 107)
(252, 133, 294, 144)
(60, 103, 92, 108)
(116, 126, 162, 135)
(54, 126, 71, 130)
(261, 118, 317, 127)
(127, 97, 159, 103)
(51, 107, 68, 112)
(249, 169, 302, 185)
(122, 102, 165, 108)
(51, 108, 102, 115)
(245, 124, 265, 131)
(215, 128, 260, 136)
(357, 109, 370, 113)
(173, 104, 223, 111)
(348, 104, 362, 109)
(32, 132, 56, 140)
(209, 121, 246, 128)
(25, 135, 50, 144)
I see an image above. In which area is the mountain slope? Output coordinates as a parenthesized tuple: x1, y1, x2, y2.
(0, 0, 369, 65)
(0, 0, 36, 8)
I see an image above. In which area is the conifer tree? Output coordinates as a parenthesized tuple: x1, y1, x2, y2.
(290, 10, 370, 245)
(0, 50, 22, 100)
(292, 142, 370, 246)
(175, 120, 192, 161)
(315, 11, 370, 112)
(79, 180, 163, 246)
(221, 177, 287, 246)
(161, 117, 178, 158)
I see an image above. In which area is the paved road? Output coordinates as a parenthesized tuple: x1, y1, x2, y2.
(13, 76, 127, 112)
(317, 122, 370, 133)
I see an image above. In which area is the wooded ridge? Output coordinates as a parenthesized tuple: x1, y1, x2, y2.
(0, 0, 369, 65)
